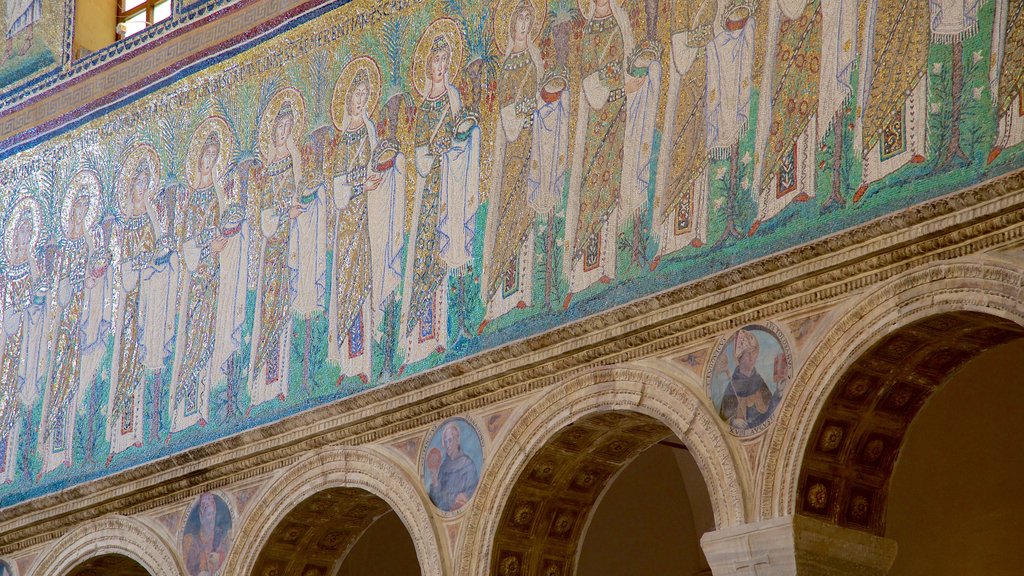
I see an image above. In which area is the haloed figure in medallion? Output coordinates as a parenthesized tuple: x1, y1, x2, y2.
(182, 493, 232, 576)
(172, 118, 247, 432)
(401, 19, 480, 366)
(329, 57, 406, 382)
(110, 146, 180, 456)
(250, 90, 306, 407)
(719, 329, 777, 430)
(428, 422, 480, 512)
(480, 0, 548, 332)
(0, 198, 44, 483)
(40, 171, 109, 474)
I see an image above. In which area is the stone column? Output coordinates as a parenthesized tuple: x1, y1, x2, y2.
(700, 515, 897, 576)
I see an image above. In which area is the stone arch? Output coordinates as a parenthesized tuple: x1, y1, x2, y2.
(30, 514, 184, 576)
(760, 257, 1024, 526)
(459, 365, 747, 575)
(222, 445, 443, 576)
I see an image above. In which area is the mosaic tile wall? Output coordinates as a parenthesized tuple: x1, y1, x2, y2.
(0, 0, 69, 96)
(0, 0, 240, 110)
(0, 0, 1021, 507)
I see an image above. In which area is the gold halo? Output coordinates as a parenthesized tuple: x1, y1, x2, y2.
(61, 169, 102, 238)
(576, 0, 627, 17)
(186, 115, 233, 191)
(117, 143, 162, 218)
(4, 195, 43, 261)
(332, 56, 382, 131)
(493, 0, 546, 56)
(258, 87, 307, 162)
(411, 17, 465, 100)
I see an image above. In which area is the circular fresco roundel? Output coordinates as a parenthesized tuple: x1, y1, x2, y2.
(181, 492, 234, 576)
(706, 322, 793, 437)
(421, 417, 484, 514)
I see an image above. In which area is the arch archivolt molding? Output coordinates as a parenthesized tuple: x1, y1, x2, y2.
(458, 364, 748, 575)
(29, 514, 185, 576)
(222, 445, 444, 576)
(759, 256, 1024, 521)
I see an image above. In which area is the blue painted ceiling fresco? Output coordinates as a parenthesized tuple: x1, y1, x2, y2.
(0, 0, 1021, 506)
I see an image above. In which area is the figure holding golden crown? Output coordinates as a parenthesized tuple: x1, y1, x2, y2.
(248, 88, 307, 408)
(39, 170, 109, 474)
(478, 0, 558, 331)
(328, 56, 406, 382)
(400, 18, 481, 367)
(109, 144, 180, 457)
(562, 0, 659, 309)
(171, 116, 247, 432)
(0, 196, 45, 483)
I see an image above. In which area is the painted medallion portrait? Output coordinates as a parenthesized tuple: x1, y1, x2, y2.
(181, 492, 233, 576)
(421, 417, 483, 513)
(707, 323, 793, 436)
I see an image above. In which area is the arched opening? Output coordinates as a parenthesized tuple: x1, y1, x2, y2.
(250, 487, 420, 576)
(796, 311, 1024, 569)
(490, 411, 714, 575)
(65, 554, 151, 576)
(250, 487, 420, 575)
(28, 515, 183, 576)
(886, 338, 1024, 574)
(223, 447, 441, 576)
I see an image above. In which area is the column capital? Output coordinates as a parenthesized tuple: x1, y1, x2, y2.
(700, 515, 897, 576)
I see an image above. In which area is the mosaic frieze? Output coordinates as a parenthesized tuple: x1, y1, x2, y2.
(0, 0, 1022, 507)
(0, 0, 68, 97)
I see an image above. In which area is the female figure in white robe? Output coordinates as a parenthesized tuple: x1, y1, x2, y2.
(211, 173, 249, 410)
(290, 126, 327, 319)
(749, 0, 821, 233)
(563, 0, 658, 307)
(171, 119, 245, 432)
(702, 1, 757, 243)
(329, 59, 405, 382)
(400, 20, 480, 366)
(852, 0, 930, 202)
(109, 147, 179, 455)
(39, 173, 103, 474)
(653, 0, 717, 265)
(249, 91, 304, 407)
(0, 199, 44, 484)
(988, 0, 1024, 164)
(481, 0, 546, 329)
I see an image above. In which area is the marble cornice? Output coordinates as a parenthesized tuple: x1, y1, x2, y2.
(1, 169, 1023, 553)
